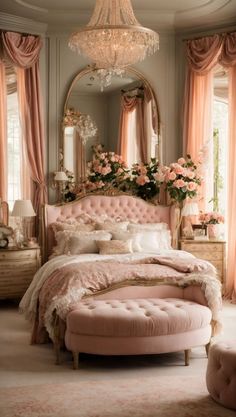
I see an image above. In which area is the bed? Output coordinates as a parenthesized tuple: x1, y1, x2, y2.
(19, 191, 222, 368)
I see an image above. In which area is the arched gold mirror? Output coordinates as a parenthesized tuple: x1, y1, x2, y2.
(62, 65, 161, 182)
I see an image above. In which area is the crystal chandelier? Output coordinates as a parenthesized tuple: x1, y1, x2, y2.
(68, 0, 159, 70)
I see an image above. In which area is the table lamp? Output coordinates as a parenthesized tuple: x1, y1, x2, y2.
(181, 201, 199, 238)
(54, 171, 68, 202)
(12, 199, 36, 246)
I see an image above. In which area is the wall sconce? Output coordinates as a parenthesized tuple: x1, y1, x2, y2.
(12, 199, 36, 247)
(181, 201, 199, 239)
(54, 171, 68, 203)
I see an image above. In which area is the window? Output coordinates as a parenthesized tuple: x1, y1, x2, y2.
(212, 66, 228, 218)
(7, 90, 22, 210)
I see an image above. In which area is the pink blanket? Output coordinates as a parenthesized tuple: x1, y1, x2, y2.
(31, 255, 220, 344)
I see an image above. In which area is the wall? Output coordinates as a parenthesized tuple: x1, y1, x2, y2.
(0, 13, 178, 203)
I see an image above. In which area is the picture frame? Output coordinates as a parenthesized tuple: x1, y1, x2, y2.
(192, 224, 208, 240)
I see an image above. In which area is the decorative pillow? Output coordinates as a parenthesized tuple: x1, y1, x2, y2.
(112, 231, 142, 252)
(95, 221, 129, 232)
(138, 229, 172, 253)
(66, 231, 112, 255)
(128, 222, 168, 232)
(96, 239, 133, 255)
(50, 221, 95, 234)
(50, 230, 70, 258)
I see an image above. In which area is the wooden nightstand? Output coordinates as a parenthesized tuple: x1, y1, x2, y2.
(0, 246, 41, 299)
(179, 239, 226, 287)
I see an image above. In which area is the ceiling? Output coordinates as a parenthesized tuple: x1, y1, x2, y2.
(0, 0, 236, 32)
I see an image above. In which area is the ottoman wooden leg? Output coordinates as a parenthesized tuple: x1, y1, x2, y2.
(73, 352, 79, 370)
(184, 349, 190, 366)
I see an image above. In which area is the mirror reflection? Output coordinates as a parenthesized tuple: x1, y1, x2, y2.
(62, 66, 160, 182)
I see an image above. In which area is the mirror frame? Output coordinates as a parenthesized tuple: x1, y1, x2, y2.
(61, 65, 161, 175)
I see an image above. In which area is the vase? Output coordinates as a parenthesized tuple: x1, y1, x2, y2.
(207, 224, 221, 239)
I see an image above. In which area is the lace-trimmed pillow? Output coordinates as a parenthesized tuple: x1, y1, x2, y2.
(96, 239, 133, 255)
(95, 221, 129, 232)
(66, 231, 112, 255)
(50, 221, 95, 234)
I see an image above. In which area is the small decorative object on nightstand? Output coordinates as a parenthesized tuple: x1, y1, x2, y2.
(0, 245, 41, 299)
(179, 239, 226, 291)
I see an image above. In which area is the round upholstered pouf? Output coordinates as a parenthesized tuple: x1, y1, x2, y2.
(206, 341, 236, 410)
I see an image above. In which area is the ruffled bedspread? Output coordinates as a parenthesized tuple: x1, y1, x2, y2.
(19, 251, 222, 343)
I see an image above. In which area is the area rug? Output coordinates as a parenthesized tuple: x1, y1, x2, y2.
(0, 375, 235, 417)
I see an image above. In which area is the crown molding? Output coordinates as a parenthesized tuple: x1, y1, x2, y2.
(0, 12, 48, 35)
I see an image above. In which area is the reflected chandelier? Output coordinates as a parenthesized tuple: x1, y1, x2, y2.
(68, 0, 159, 70)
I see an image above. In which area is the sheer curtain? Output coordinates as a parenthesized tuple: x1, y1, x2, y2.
(183, 35, 223, 210)
(1, 31, 47, 218)
(219, 32, 236, 300)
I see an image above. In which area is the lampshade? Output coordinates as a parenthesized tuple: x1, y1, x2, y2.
(12, 200, 36, 217)
(54, 171, 68, 181)
(182, 201, 199, 217)
(68, 0, 159, 70)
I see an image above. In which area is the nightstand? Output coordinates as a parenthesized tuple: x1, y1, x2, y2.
(0, 246, 41, 299)
(179, 239, 226, 287)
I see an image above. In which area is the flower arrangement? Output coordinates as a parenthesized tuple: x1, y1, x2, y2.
(63, 169, 76, 202)
(165, 155, 202, 203)
(199, 212, 224, 224)
(86, 144, 129, 189)
(124, 158, 165, 200)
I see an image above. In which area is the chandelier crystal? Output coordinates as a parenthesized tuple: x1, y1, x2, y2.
(68, 0, 159, 70)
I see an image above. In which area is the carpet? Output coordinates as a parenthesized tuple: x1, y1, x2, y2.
(0, 375, 235, 417)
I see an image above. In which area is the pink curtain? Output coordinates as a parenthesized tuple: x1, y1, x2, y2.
(0, 60, 7, 200)
(136, 97, 148, 163)
(1, 31, 47, 217)
(117, 95, 138, 163)
(117, 93, 149, 164)
(183, 35, 223, 209)
(219, 32, 236, 300)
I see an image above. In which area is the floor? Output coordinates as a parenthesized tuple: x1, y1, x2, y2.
(0, 299, 236, 388)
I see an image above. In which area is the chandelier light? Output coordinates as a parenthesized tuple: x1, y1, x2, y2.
(68, 0, 159, 70)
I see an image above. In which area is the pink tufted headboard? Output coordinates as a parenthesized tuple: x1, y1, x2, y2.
(42, 194, 179, 262)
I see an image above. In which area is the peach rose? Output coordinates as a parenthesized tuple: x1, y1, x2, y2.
(186, 170, 195, 179)
(136, 175, 150, 186)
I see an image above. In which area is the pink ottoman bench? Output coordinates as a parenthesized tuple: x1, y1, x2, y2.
(65, 297, 212, 369)
(206, 340, 236, 410)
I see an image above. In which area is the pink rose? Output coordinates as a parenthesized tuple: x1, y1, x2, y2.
(101, 166, 112, 175)
(174, 165, 185, 175)
(186, 181, 197, 191)
(153, 172, 165, 182)
(178, 157, 186, 165)
(168, 171, 177, 181)
(173, 179, 186, 189)
(186, 170, 195, 179)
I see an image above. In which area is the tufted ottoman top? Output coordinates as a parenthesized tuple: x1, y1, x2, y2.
(67, 298, 212, 337)
(206, 340, 236, 410)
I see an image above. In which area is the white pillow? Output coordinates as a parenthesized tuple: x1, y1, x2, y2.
(66, 231, 112, 255)
(50, 230, 69, 258)
(96, 239, 133, 255)
(138, 230, 172, 253)
(128, 222, 168, 232)
(112, 231, 142, 252)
